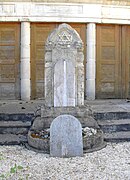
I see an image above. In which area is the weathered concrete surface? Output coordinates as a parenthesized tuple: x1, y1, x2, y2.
(40, 105, 98, 128)
(86, 99, 130, 113)
(0, 100, 43, 114)
(86, 100, 130, 142)
(0, 134, 27, 145)
(1, 99, 130, 144)
(1, 99, 130, 114)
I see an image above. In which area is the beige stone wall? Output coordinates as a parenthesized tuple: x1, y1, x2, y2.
(0, 0, 130, 6)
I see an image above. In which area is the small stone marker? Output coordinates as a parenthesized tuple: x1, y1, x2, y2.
(50, 115, 83, 157)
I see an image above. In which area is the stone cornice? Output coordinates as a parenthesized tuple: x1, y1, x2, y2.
(0, 2, 130, 24)
(1, 1, 130, 6)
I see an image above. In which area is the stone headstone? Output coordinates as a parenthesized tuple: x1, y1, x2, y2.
(45, 23, 84, 107)
(50, 115, 83, 157)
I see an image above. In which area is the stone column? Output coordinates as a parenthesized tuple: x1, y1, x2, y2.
(21, 22, 31, 101)
(86, 23, 96, 100)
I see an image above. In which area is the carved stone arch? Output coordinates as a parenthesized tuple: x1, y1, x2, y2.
(45, 23, 84, 107)
(46, 23, 83, 51)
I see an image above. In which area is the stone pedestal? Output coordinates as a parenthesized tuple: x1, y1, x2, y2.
(27, 105, 106, 154)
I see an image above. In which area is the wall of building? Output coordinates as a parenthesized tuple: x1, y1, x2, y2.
(0, 1, 130, 100)
(0, 2, 129, 24)
(0, 0, 130, 6)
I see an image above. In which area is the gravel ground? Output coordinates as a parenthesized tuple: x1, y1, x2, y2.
(0, 142, 130, 180)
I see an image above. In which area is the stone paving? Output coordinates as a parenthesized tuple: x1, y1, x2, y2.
(1, 99, 130, 114)
(86, 99, 130, 113)
(0, 100, 43, 114)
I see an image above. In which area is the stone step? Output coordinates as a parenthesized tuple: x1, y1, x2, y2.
(94, 111, 130, 120)
(0, 113, 34, 121)
(97, 119, 130, 133)
(0, 121, 31, 127)
(104, 131, 130, 142)
(0, 120, 32, 135)
(0, 134, 27, 145)
(0, 127, 29, 135)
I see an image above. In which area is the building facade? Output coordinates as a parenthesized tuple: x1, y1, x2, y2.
(0, 0, 130, 100)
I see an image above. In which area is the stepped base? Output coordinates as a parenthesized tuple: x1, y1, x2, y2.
(98, 119, 130, 133)
(28, 106, 106, 153)
(0, 113, 34, 145)
(1, 100, 130, 146)
(104, 131, 130, 142)
(0, 134, 27, 145)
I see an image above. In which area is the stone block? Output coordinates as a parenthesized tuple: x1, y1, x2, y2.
(50, 115, 83, 157)
(0, 134, 27, 145)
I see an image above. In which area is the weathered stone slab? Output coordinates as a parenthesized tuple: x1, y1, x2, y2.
(50, 115, 83, 157)
(45, 23, 84, 107)
(53, 50, 76, 107)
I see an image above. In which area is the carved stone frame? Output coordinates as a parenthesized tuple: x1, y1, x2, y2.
(45, 23, 84, 107)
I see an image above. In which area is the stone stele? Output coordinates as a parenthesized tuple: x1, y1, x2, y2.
(50, 115, 83, 157)
(45, 23, 84, 107)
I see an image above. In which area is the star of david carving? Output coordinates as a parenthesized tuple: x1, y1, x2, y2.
(58, 31, 72, 45)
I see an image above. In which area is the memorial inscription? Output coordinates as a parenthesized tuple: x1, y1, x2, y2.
(50, 115, 83, 157)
